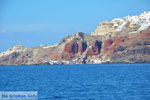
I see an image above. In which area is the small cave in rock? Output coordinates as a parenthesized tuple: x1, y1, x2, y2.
(82, 42, 87, 52)
(72, 42, 79, 54)
(95, 40, 102, 53)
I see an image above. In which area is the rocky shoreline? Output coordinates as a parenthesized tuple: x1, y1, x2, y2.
(0, 11, 150, 65)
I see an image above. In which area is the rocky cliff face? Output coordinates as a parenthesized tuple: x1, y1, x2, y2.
(111, 29, 150, 63)
(0, 11, 150, 65)
(0, 45, 57, 65)
(92, 11, 150, 36)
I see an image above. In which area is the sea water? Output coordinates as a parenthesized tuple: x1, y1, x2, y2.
(0, 64, 150, 100)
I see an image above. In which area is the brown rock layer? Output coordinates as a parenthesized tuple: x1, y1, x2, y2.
(87, 40, 102, 56)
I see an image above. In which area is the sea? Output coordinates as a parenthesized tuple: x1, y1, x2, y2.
(0, 64, 150, 100)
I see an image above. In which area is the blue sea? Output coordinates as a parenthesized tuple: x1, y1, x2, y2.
(0, 64, 150, 100)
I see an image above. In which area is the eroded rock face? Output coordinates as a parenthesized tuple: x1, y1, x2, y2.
(64, 42, 79, 54)
(62, 41, 88, 60)
(61, 40, 103, 60)
(62, 42, 78, 60)
(103, 37, 128, 57)
(111, 29, 150, 63)
(1, 28, 150, 65)
(0, 12, 150, 65)
(87, 40, 102, 56)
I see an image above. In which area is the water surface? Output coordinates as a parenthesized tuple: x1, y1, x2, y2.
(0, 64, 150, 100)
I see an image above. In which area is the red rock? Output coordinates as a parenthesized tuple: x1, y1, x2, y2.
(62, 42, 79, 60)
(87, 40, 102, 56)
(64, 42, 78, 54)
(49, 53, 62, 60)
(48, 41, 88, 60)
(103, 37, 127, 56)
(15, 61, 22, 65)
(62, 41, 88, 60)
(105, 39, 113, 46)
(103, 39, 113, 53)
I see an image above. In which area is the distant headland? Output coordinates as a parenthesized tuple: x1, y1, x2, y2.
(0, 11, 150, 65)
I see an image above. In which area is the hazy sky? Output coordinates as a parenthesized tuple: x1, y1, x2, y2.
(0, 0, 150, 52)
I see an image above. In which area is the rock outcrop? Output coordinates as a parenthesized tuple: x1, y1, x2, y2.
(111, 29, 150, 63)
(0, 11, 150, 65)
(86, 40, 102, 56)
(92, 11, 150, 36)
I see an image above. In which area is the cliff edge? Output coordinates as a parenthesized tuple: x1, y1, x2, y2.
(0, 11, 150, 65)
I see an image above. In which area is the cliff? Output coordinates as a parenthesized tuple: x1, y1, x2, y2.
(92, 11, 150, 36)
(0, 11, 150, 65)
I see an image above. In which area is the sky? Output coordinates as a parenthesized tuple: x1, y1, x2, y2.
(0, 0, 150, 52)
